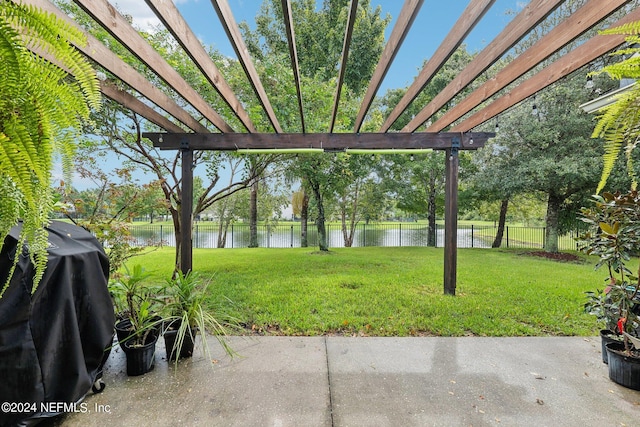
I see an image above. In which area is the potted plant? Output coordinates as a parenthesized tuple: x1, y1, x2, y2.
(162, 270, 235, 365)
(109, 264, 163, 376)
(578, 191, 640, 388)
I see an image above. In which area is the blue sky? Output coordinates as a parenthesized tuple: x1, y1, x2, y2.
(117, 0, 526, 95)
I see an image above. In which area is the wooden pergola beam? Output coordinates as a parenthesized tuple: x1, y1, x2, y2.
(428, 0, 631, 133)
(281, 0, 306, 133)
(402, 0, 564, 133)
(330, 0, 359, 133)
(144, 132, 492, 151)
(145, 0, 256, 133)
(210, 0, 283, 133)
(380, 0, 496, 133)
(451, 7, 640, 132)
(21, 0, 209, 133)
(73, 0, 235, 133)
(100, 81, 185, 133)
(354, 0, 424, 132)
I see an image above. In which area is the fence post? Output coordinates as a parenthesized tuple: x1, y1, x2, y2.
(231, 224, 234, 249)
(291, 225, 294, 248)
(542, 227, 545, 249)
(399, 223, 402, 247)
(506, 226, 509, 248)
(471, 224, 474, 248)
(159, 225, 163, 247)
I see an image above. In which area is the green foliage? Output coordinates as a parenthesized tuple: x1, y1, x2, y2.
(0, 2, 100, 296)
(578, 191, 640, 349)
(109, 264, 163, 346)
(164, 271, 237, 363)
(591, 20, 640, 193)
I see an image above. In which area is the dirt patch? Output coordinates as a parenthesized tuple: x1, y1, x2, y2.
(523, 251, 583, 263)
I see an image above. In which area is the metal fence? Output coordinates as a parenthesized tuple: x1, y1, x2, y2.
(128, 222, 583, 251)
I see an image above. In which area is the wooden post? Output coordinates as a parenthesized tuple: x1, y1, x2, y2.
(444, 137, 459, 295)
(181, 144, 193, 275)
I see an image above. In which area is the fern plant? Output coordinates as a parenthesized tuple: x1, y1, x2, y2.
(0, 2, 101, 297)
(591, 20, 640, 194)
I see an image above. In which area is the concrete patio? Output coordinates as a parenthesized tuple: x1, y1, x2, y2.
(45, 336, 640, 426)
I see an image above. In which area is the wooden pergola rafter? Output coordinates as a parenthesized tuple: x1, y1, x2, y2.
(19, 0, 640, 294)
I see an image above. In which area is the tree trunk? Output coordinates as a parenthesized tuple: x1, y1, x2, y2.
(309, 180, 328, 251)
(248, 179, 258, 248)
(340, 183, 359, 248)
(427, 175, 437, 247)
(492, 198, 509, 248)
(300, 190, 309, 247)
(544, 192, 563, 253)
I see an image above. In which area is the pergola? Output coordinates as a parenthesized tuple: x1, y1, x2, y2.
(22, 0, 640, 294)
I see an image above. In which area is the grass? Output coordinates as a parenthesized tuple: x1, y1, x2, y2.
(132, 246, 607, 337)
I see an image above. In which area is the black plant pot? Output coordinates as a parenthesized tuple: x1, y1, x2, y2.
(600, 329, 622, 364)
(122, 334, 158, 376)
(115, 318, 133, 347)
(605, 341, 640, 390)
(115, 316, 163, 348)
(163, 324, 196, 361)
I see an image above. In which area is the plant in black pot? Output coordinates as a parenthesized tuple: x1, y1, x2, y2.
(162, 270, 236, 366)
(109, 264, 163, 376)
(578, 191, 640, 389)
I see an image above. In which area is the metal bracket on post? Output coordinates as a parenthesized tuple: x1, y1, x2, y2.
(180, 138, 189, 150)
(451, 136, 460, 157)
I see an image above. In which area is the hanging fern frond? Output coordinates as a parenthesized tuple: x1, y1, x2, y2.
(0, 2, 101, 297)
(591, 20, 640, 193)
(600, 21, 640, 36)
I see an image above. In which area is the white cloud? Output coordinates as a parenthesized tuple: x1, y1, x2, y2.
(110, 0, 160, 31)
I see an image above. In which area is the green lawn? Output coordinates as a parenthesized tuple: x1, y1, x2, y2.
(133, 247, 607, 337)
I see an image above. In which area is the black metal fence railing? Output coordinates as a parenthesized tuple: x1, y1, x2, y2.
(128, 223, 583, 251)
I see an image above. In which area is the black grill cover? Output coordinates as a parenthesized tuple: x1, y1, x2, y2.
(0, 221, 114, 426)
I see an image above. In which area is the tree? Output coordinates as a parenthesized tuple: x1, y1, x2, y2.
(0, 2, 100, 295)
(243, 0, 390, 251)
(486, 73, 613, 252)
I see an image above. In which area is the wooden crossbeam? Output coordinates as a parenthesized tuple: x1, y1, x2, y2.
(210, 0, 283, 133)
(144, 132, 492, 151)
(451, 6, 640, 132)
(20, 0, 209, 133)
(401, 0, 564, 133)
(100, 81, 185, 133)
(281, 0, 306, 133)
(380, 0, 496, 132)
(73, 0, 234, 133)
(145, 0, 256, 132)
(330, 0, 360, 133)
(428, 0, 631, 132)
(354, 0, 424, 132)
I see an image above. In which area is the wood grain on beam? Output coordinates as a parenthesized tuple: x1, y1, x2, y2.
(101, 81, 185, 133)
(380, 0, 495, 132)
(21, 0, 208, 133)
(330, 0, 359, 133)
(145, 0, 256, 132)
(72, 0, 234, 133)
(428, 0, 630, 132)
(281, 0, 306, 133)
(451, 8, 640, 132)
(402, 0, 564, 133)
(210, 0, 283, 133)
(354, 0, 424, 132)
(144, 132, 493, 151)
